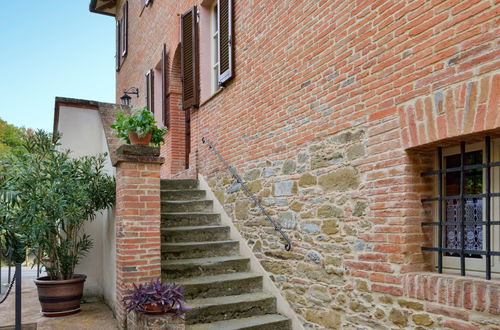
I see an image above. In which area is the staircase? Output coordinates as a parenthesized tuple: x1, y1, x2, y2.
(161, 179, 292, 330)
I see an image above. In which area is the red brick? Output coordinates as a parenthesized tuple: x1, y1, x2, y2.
(443, 320, 479, 330)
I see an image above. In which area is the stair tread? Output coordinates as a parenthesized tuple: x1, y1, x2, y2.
(176, 272, 261, 286)
(186, 314, 290, 330)
(162, 240, 238, 247)
(162, 225, 229, 231)
(187, 292, 274, 307)
(163, 255, 249, 266)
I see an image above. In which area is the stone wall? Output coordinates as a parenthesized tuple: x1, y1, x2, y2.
(108, 0, 500, 328)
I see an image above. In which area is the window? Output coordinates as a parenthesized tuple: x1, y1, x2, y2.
(217, 0, 233, 85)
(421, 137, 500, 279)
(115, 20, 121, 71)
(211, 2, 219, 93)
(115, 1, 128, 71)
(161, 45, 169, 128)
(120, 1, 128, 58)
(146, 69, 154, 113)
(181, 6, 199, 109)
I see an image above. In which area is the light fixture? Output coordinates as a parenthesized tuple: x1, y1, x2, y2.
(120, 87, 139, 106)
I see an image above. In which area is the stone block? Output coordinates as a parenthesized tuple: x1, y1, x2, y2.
(127, 311, 185, 330)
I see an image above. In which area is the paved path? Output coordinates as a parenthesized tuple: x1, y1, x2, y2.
(0, 279, 117, 329)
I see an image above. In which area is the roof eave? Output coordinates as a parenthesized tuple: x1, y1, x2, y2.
(89, 0, 116, 17)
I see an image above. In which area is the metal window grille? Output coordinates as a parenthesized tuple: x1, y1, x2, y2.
(421, 136, 500, 280)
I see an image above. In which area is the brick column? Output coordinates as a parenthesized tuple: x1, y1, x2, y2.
(114, 145, 164, 329)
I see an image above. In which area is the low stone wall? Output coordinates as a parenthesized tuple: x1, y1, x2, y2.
(127, 312, 184, 330)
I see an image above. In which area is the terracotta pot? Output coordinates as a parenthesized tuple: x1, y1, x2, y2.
(34, 274, 86, 317)
(128, 131, 152, 145)
(144, 303, 171, 315)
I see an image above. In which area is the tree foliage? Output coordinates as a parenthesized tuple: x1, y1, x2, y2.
(0, 130, 115, 279)
(0, 118, 28, 156)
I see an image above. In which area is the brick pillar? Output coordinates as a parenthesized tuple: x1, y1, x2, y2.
(114, 145, 164, 329)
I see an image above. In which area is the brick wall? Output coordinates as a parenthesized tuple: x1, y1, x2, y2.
(114, 146, 163, 328)
(111, 0, 500, 328)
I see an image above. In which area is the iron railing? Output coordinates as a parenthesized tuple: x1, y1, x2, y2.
(202, 137, 292, 251)
(0, 243, 26, 330)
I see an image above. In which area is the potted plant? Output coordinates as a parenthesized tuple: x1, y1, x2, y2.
(0, 130, 115, 316)
(124, 279, 191, 330)
(110, 107, 167, 146)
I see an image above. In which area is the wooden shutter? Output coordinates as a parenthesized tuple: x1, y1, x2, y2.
(161, 45, 169, 128)
(217, 0, 233, 84)
(115, 20, 121, 71)
(146, 69, 154, 113)
(121, 1, 128, 57)
(181, 7, 199, 110)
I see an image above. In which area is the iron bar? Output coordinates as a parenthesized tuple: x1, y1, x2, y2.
(422, 247, 500, 256)
(202, 137, 292, 251)
(421, 161, 500, 176)
(421, 192, 500, 203)
(485, 136, 491, 279)
(459, 141, 466, 276)
(422, 221, 500, 226)
(15, 263, 21, 330)
(437, 147, 443, 273)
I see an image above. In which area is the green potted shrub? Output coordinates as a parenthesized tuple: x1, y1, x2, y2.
(0, 130, 115, 316)
(110, 107, 167, 146)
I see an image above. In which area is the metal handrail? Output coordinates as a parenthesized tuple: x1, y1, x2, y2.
(202, 137, 292, 251)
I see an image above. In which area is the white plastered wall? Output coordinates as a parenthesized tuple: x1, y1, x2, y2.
(56, 105, 116, 309)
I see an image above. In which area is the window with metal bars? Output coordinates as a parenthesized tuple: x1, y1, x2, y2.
(421, 136, 500, 280)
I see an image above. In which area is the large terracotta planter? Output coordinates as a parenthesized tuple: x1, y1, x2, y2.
(34, 274, 86, 317)
(128, 131, 152, 145)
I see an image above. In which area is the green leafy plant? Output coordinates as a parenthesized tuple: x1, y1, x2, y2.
(0, 130, 115, 280)
(110, 107, 167, 146)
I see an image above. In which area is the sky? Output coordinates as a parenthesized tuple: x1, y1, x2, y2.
(0, 1, 115, 131)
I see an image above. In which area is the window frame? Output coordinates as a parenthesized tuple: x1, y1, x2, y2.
(422, 137, 500, 280)
(211, 1, 220, 93)
(120, 1, 128, 59)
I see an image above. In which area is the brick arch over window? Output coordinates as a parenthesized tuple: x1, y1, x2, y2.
(399, 74, 500, 150)
(160, 44, 188, 177)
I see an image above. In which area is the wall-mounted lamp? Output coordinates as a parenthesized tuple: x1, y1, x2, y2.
(120, 87, 139, 106)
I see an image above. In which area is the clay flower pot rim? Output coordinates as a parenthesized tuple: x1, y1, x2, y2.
(34, 274, 87, 285)
(128, 131, 152, 145)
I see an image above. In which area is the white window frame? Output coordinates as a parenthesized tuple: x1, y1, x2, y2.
(432, 140, 500, 278)
(210, 1, 219, 93)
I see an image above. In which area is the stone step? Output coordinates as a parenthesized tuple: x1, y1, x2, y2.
(185, 292, 277, 325)
(176, 272, 263, 299)
(162, 225, 230, 243)
(162, 200, 213, 213)
(186, 314, 291, 330)
(162, 189, 206, 201)
(162, 256, 250, 279)
(162, 212, 221, 227)
(162, 240, 239, 260)
(161, 179, 198, 190)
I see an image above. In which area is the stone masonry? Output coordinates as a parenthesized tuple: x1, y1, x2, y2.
(95, 0, 500, 328)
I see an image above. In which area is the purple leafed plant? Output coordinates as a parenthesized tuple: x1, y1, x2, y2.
(123, 278, 192, 314)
